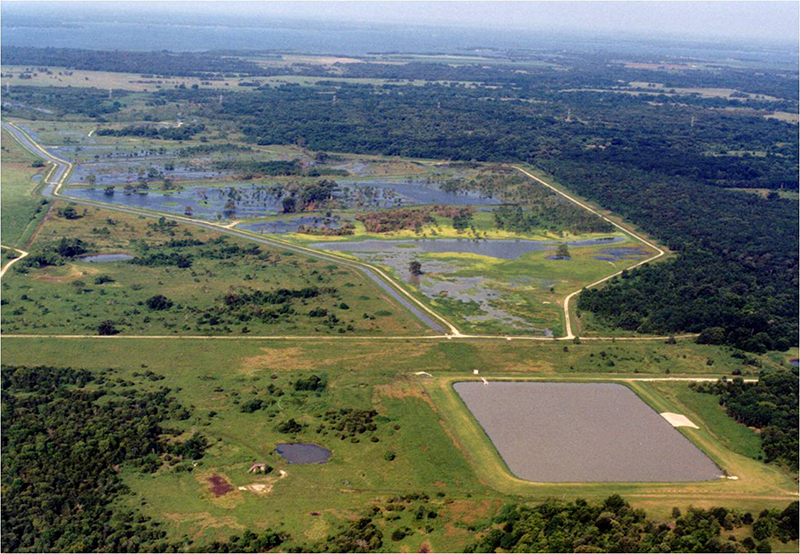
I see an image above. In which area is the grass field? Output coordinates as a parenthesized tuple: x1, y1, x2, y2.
(729, 188, 800, 200)
(2, 335, 796, 549)
(1, 128, 49, 247)
(3, 65, 474, 93)
(1, 203, 428, 336)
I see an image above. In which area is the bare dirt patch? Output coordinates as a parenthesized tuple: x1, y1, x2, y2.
(375, 379, 436, 412)
(32, 263, 98, 283)
(240, 346, 316, 373)
(163, 512, 245, 542)
(443, 499, 499, 526)
(207, 474, 234, 497)
(242, 343, 431, 376)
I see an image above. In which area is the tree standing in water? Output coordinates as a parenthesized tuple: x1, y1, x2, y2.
(555, 243, 570, 259)
(409, 260, 422, 276)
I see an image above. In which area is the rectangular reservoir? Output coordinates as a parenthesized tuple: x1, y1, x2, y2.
(453, 381, 722, 482)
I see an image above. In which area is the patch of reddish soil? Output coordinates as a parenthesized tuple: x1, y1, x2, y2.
(207, 474, 234, 497)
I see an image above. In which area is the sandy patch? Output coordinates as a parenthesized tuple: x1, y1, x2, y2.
(242, 343, 429, 375)
(660, 412, 700, 429)
(237, 469, 287, 495)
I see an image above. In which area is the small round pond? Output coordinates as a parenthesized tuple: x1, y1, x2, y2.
(275, 443, 332, 464)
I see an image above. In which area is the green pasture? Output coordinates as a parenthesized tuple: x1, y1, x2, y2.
(2, 335, 796, 547)
(645, 381, 763, 461)
(1, 128, 49, 247)
(3, 65, 479, 93)
(729, 188, 800, 200)
(1, 203, 427, 337)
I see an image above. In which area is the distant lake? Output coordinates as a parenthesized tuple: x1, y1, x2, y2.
(3, 10, 795, 65)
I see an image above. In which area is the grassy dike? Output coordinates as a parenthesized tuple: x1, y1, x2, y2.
(426, 375, 797, 517)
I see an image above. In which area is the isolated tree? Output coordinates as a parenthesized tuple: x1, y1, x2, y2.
(97, 320, 118, 335)
(145, 295, 173, 311)
(60, 205, 81, 220)
(282, 196, 296, 214)
(223, 198, 236, 217)
(409, 260, 422, 276)
(555, 243, 570, 258)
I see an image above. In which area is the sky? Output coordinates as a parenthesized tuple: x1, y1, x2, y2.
(4, 1, 799, 44)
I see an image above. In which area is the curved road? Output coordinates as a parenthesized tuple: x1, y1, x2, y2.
(513, 166, 666, 339)
(3, 119, 674, 342)
(0, 245, 29, 277)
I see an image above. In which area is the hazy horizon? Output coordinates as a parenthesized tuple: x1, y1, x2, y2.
(3, 1, 799, 46)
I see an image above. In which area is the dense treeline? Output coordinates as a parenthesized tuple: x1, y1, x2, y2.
(17, 237, 90, 270)
(1, 365, 206, 552)
(5, 45, 798, 101)
(3, 85, 122, 117)
(212, 159, 301, 176)
(691, 370, 798, 470)
(96, 123, 205, 141)
(465, 495, 798, 553)
(176, 143, 252, 157)
(2, 46, 268, 77)
(156, 83, 796, 192)
(566, 161, 798, 351)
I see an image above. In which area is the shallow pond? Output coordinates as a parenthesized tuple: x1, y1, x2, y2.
(310, 237, 623, 260)
(239, 215, 348, 234)
(594, 247, 650, 261)
(453, 381, 722, 482)
(64, 185, 285, 220)
(307, 238, 611, 333)
(79, 253, 135, 263)
(69, 161, 226, 186)
(336, 179, 500, 207)
(275, 443, 332, 464)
